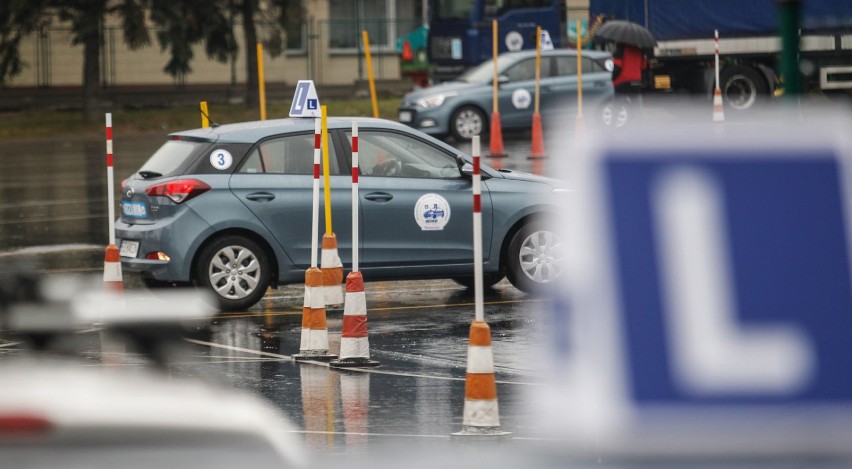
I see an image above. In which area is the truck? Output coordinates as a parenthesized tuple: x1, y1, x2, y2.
(427, 0, 565, 82)
(590, 0, 852, 111)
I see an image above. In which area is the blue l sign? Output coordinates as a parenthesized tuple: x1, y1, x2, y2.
(604, 151, 852, 404)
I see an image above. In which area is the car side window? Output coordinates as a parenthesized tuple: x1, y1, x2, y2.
(347, 130, 460, 179)
(238, 133, 338, 174)
(505, 59, 538, 82)
(554, 56, 578, 76)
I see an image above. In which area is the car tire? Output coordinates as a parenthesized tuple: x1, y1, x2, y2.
(505, 221, 564, 293)
(450, 105, 486, 141)
(195, 235, 271, 311)
(452, 273, 504, 289)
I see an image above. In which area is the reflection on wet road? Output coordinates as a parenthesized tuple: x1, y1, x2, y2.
(177, 279, 550, 452)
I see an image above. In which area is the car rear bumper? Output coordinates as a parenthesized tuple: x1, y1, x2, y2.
(115, 209, 212, 282)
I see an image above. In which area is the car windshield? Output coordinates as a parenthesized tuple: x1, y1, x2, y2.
(139, 140, 205, 178)
(457, 55, 518, 84)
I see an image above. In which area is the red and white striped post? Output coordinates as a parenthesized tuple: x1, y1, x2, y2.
(713, 29, 725, 122)
(294, 117, 336, 361)
(331, 122, 379, 368)
(103, 113, 123, 291)
(453, 136, 509, 437)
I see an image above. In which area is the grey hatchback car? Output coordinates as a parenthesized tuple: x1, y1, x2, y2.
(398, 49, 614, 140)
(116, 117, 566, 311)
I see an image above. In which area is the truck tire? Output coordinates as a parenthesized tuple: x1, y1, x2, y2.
(720, 65, 769, 112)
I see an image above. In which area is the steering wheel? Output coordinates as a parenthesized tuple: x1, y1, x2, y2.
(373, 159, 402, 177)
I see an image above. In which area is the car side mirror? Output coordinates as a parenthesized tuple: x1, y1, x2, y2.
(497, 75, 509, 85)
(457, 155, 490, 179)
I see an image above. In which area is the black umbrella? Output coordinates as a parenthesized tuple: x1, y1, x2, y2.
(595, 20, 657, 49)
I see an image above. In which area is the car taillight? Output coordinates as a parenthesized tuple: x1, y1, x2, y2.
(0, 414, 53, 436)
(145, 179, 211, 204)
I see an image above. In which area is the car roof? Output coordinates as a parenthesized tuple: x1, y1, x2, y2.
(500, 48, 611, 61)
(172, 116, 414, 144)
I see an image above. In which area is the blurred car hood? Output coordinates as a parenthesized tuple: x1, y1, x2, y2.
(402, 80, 484, 103)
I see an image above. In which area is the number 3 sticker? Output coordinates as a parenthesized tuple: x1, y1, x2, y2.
(210, 149, 233, 170)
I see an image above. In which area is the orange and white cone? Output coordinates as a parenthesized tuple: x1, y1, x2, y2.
(321, 233, 344, 307)
(528, 112, 546, 159)
(294, 267, 337, 361)
(330, 271, 379, 368)
(103, 243, 123, 292)
(713, 87, 725, 122)
(453, 321, 510, 437)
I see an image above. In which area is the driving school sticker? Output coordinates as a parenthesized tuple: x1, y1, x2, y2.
(512, 89, 532, 109)
(210, 149, 233, 170)
(414, 193, 451, 231)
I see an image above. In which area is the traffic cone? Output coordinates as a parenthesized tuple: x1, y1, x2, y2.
(321, 233, 344, 307)
(528, 112, 546, 159)
(452, 321, 510, 437)
(713, 87, 725, 122)
(103, 243, 123, 292)
(294, 267, 337, 361)
(330, 271, 379, 368)
(489, 112, 507, 158)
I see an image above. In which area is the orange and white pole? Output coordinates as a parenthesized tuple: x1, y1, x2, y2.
(713, 29, 725, 122)
(575, 20, 586, 134)
(529, 26, 546, 160)
(331, 122, 379, 368)
(453, 136, 509, 437)
(295, 116, 336, 361)
(320, 106, 344, 306)
(489, 19, 507, 160)
(103, 113, 123, 291)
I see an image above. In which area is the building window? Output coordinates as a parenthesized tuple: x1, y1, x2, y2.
(328, 0, 420, 51)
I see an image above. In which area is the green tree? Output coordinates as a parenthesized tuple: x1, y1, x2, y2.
(0, 0, 150, 121)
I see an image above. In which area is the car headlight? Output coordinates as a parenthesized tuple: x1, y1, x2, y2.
(417, 92, 458, 108)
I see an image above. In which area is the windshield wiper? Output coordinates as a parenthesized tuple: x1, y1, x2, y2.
(138, 170, 163, 179)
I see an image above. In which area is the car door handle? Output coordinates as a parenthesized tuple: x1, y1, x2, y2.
(245, 192, 275, 202)
(364, 192, 393, 202)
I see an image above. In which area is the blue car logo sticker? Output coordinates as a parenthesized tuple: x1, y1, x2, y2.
(210, 149, 233, 170)
(414, 193, 451, 231)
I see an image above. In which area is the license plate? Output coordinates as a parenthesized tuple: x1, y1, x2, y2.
(398, 111, 413, 123)
(119, 240, 139, 258)
(122, 201, 147, 218)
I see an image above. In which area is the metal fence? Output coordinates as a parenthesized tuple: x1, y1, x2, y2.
(8, 18, 423, 89)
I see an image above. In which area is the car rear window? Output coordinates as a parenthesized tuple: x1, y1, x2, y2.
(139, 140, 207, 177)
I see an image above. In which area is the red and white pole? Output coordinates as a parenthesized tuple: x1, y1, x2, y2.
(311, 117, 322, 268)
(106, 113, 116, 245)
(713, 29, 725, 122)
(472, 136, 484, 323)
(715, 29, 720, 89)
(453, 135, 508, 436)
(295, 117, 336, 361)
(330, 122, 379, 368)
(352, 123, 359, 273)
(103, 113, 123, 291)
